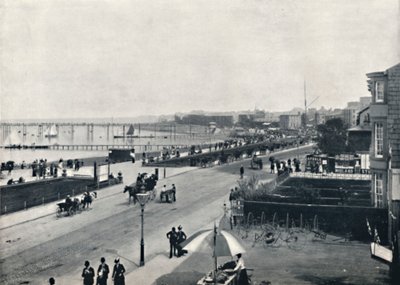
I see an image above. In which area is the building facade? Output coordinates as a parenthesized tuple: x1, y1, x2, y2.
(279, 114, 302, 130)
(367, 63, 400, 240)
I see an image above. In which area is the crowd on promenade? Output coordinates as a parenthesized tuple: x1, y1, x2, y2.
(1, 158, 85, 185)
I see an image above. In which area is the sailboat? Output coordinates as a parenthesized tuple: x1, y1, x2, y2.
(44, 124, 58, 138)
(113, 124, 136, 138)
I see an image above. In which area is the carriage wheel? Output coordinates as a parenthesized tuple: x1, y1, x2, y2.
(56, 208, 62, 218)
(68, 206, 75, 216)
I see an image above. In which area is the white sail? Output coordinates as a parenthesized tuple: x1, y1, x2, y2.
(45, 125, 58, 138)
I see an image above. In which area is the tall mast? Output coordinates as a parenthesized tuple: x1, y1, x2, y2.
(304, 80, 307, 127)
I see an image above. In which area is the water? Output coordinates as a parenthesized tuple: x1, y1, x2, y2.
(0, 124, 226, 164)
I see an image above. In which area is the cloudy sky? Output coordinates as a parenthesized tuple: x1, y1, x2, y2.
(1, 0, 399, 120)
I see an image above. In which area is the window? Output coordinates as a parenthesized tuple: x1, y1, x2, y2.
(375, 81, 384, 102)
(375, 122, 384, 157)
(374, 173, 384, 208)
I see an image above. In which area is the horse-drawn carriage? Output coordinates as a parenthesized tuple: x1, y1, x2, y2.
(250, 154, 263, 169)
(56, 192, 97, 217)
(123, 173, 157, 204)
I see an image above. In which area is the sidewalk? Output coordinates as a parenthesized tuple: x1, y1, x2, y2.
(0, 161, 195, 230)
(124, 220, 217, 285)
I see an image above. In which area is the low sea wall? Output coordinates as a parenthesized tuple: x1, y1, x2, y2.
(0, 177, 95, 215)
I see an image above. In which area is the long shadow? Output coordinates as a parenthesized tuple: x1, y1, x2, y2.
(296, 274, 391, 285)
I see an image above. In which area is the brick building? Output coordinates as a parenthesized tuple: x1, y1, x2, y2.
(367, 63, 400, 240)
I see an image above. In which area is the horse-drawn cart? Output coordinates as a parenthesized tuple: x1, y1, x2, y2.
(123, 173, 158, 204)
(56, 199, 82, 217)
(56, 192, 97, 217)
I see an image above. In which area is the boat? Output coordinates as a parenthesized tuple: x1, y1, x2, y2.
(113, 124, 137, 138)
(44, 124, 58, 138)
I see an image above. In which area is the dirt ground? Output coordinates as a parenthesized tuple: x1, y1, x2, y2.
(156, 228, 392, 285)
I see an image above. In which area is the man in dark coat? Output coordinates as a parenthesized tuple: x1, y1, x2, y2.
(176, 225, 188, 257)
(97, 257, 110, 285)
(171, 184, 176, 202)
(166, 227, 178, 258)
(240, 165, 244, 179)
(82, 260, 95, 285)
(112, 258, 125, 285)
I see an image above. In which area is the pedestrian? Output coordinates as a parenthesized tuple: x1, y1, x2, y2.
(161, 185, 169, 202)
(233, 253, 250, 285)
(82, 260, 95, 285)
(171, 184, 176, 202)
(229, 189, 235, 205)
(48, 277, 55, 285)
(240, 165, 244, 179)
(112, 258, 125, 285)
(176, 225, 187, 257)
(97, 257, 110, 285)
(166, 227, 178, 258)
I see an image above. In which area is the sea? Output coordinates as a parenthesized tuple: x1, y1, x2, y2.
(0, 123, 226, 164)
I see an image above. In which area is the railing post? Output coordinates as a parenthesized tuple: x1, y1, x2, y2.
(24, 201, 27, 210)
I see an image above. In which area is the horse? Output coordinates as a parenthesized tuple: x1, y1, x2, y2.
(80, 191, 97, 209)
(123, 174, 158, 205)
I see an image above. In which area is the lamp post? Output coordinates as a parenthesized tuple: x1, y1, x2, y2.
(136, 187, 150, 267)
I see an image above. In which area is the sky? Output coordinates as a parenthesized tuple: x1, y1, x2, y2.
(1, 0, 399, 120)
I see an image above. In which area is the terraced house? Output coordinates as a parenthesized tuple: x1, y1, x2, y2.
(367, 63, 400, 240)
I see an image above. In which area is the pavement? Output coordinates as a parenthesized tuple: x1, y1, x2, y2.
(0, 161, 195, 230)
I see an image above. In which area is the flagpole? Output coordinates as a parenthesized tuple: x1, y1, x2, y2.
(213, 223, 218, 283)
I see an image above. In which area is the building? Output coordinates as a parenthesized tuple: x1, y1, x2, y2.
(314, 112, 326, 126)
(367, 63, 400, 241)
(176, 114, 233, 127)
(343, 108, 358, 128)
(347, 106, 371, 152)
(360, 96, 372, 109)
(279, 114, 302, 130)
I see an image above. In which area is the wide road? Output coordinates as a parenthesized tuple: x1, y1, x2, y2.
(0, 145, 314, 285)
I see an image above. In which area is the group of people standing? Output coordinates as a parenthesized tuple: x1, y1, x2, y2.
(166, 225, 187, 258)
(81, 257, 125, 285)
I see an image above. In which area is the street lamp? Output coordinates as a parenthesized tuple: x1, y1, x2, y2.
(136, 187, 150, 267)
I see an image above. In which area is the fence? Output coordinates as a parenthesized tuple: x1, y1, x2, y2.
(244, 200, 388, 243)
(290, 171, 371, 180)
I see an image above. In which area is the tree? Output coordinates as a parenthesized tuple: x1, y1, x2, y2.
(316, 118, 347, 156)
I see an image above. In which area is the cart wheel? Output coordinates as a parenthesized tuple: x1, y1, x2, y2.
(68, 206, 75, 216)
(56, 208, 62, 218)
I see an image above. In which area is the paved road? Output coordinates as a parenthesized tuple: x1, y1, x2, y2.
(0, 145, 314, 285)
